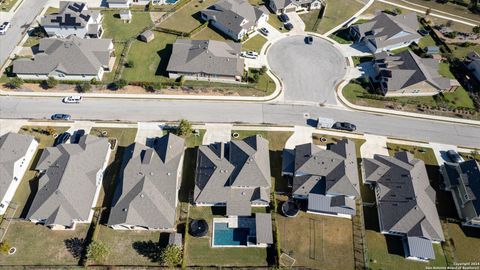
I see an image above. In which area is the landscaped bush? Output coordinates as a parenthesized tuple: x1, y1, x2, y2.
(42, 77, 58, 89)
(76, 82, 92, 93)
(6, 77, 24, 89)
(86, 240, 110, 263)
(160, 244, 182, 267)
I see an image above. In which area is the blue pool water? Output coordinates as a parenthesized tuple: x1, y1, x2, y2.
(213, 222, 250, 246)
(165, 0, 178, 4)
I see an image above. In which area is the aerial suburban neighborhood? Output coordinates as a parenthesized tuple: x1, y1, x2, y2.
(0, 0, 480, 268)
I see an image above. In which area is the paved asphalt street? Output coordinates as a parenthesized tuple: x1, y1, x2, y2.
(1, 96, 479, 148)
(0, 0, 49, 67)
(267, 35, 347, 105)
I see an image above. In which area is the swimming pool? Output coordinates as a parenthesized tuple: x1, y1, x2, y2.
(165, 0, 178, 4)
(213, 222, 250, 246)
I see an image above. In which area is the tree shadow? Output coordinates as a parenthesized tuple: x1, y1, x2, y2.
(64, 237, 86, 259)
(132, 240, 162, 263)
(155, 44, 173, 77)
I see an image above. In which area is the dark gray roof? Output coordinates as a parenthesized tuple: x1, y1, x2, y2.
(194, 135, 271, 208)
(108, 133, 185, 229)
(0, 132, 36, 202)
(255, 213, 273, 244)
(201, 0, 265, 37)
(41, 1, 98, 28)
(307, 193, 356, 216)
(406, 236, 435, 260)
(441, 160, 480, 220)
(364, 152, 445, 242)
(226, 192, 252, 216)
(26, 135, 110, 227)
(13, 36, 112, 76)
(375, 50, 452, 91)
(167, 39, 244, 77)
(354, 12, 421, 50)
(292, 139, 360, 198)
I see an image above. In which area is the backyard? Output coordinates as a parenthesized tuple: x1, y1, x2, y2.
(159, 0, 217, 33)
(302, 0, 364, 34)
(102, 11, 154, 41)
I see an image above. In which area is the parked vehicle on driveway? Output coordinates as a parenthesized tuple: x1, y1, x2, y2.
(63, 96, 83, 103)
(54, 132, 71, 146)
(240, 51, 258, 59)
(278, 13, 290, 22)
(259, 27, 269, 36)
(305, 36, 313, 44)
(284, 22, 294, 31)
(332, 122, 356, 132)
(447, 150, 463, 163)
(0, 22, 11, 35)
(51, 113, 71, 120)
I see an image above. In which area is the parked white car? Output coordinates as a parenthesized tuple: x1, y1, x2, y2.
(0, 22, 11, 35)
(258, 27, 269, 36)
(63, 96, 83, 103)
(240, 51, 258, 59)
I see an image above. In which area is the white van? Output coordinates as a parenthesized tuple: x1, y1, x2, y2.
(63, 96, 83, 103)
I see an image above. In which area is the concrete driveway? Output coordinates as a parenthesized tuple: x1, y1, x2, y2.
(134, 122, 163, 146)
(267, 35, 347, 105)
(203, 123, 233, 144)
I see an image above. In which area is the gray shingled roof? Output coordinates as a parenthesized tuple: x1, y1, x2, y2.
(41, 2, 98, 28)
(364, 152, 445, 242)
(13, 36, 112, 76)
(292, 139, 360, 198)
(375, 50, 452, 91)
(354, 12, 421, 50)
(26, 135, 110, 228)
(255, 213, 273, 244)
(201, 0, 265, 38)
(194, 135, 271, 208)
(308, 193, 356, 216)
(0, 132, 36, 203)
(108, 133, 185, 230)
(167, 39, 244, 78)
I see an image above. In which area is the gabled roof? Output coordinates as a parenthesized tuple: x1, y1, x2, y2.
(355, 12, 421, 50)
(375, 50, 452, 91)
(307, 193, 356, 216)
(108, 133, 185, 229)
(41, 1, 98, 28)
(270, 0, 322, 10)
(167, 39, 244, 77)
(13, 36, 112, 76)
(364, 152, 444, 242)
(0, 132, 36, 201)
(26, 135, 110, 227)
(194, 135, 271, 208)
(292, 139, 360, 198)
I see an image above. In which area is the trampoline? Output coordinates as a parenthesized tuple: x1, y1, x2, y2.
(189, 219, 209, 237)
(281, 200, 299, 217)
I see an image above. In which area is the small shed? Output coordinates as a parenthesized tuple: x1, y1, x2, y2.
(139, 30, 154, 43)
(119, 10, 132, 23)
(168, 233, 183, 247)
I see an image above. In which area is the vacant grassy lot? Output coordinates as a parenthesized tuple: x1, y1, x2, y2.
(276, 201, 355, 270)
(315, 0, 364, 34)
(12, 126, 69, 218)
(0, 221, 88, 265)
(95, 225, 162, 265)
(185, 206, 270, 267)
(159, 0, 216, 33)
(242, 34, 268, 53)
(445, 222, 480, 263)
(102, 11, 153, 41)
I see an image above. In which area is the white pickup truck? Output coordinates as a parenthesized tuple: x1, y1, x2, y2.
(316, 117, 335, 129)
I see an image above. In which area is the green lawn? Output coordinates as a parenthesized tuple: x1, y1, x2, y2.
(268, 14, 288, 33)
(248, 0, 264, 6)
(102, 11, 153, 41)
(451, 44, 480, 59)
(242, 34, 268, 53)
(438, 62, 455, 79)
(185, 206, 270, 267)
(386, 143, 438, 166)
(159, 0, 217, 33)
(418, 33, 436, 48)
(190, 25, 229, 41)
(0, 0, 20, 12)
(399, 0, 480, 23)
(315, 0, 364, 34)
(23, 37, 40, 48)
(300, 9, 321, 32)
(445, 222, 480, 263)
(0, 221, 89, 265)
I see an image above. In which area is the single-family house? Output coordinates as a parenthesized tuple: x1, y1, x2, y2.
(200, 0, 268, 41)
(268, 0, 325, 15)
(373, 50, 459, 96)
(166, 39, 244, 82)
(106, 0, 173, 8)
(282, 139, 359, 219)
(26, 135, 111, 230)
(440, 160, 480, 228)
(108, 133, 185, 231)
(41, 1, 103, 39)
(363, 152, 445, 261)
(0, 133, 38, 215)
(350, 11, 421, 53)
(467, 52, 480, 82)
(13, 35, 115, 81)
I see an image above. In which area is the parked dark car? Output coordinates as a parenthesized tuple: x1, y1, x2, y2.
(51, 113, 71, 120)
(278, 13, 290, 22)
(72, 129, 85, 143)
(332, 122, 356, 132)
(284, 22, 294, 31)
(54, 132, 71, 146)
(447, 150, 463, 163)
(305, 36, 313, 44)
(418, 29, 430, 36)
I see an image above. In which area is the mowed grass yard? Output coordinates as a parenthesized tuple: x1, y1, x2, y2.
(184, 206, 270, 267)
(0, 221, 89, 265)
(102, 11, 154, 41)
(309, 0, 364, 34)
(159, 0, 217, 33)
(445, 222, 480, 263)
(276, 198, 355, 270)
(242, 34, 268, 53)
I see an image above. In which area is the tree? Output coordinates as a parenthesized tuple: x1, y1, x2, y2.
(44, 77, 58, 89)
(425, 8, 431, 16)
(86, 241, 110, 263)
(7, 77, 24, 89)
(160, 244, 182, 268)
(259, 65, 267, 75)
(177, 119, 192, 136)
(393, 7, 402, 15)
(114, 79, 127, 89)
(473, 25, 480, 34)
(0, 242, 10, 254)
(77, 82, 91, 93)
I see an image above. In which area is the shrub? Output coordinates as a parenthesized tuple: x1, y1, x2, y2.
(160, 245, 182, 268)
(178, 75, 186, 86)
(113, 79, 128, 89)
(0, 242, 10, 254)
(77, 82, 92, 93)
(45, 126, 57, 135)
(6, 77, 24, 89)
(86, 241, 110, 263)
(125, 60, 134, 68)
(177, 119, 192, 136)
(43, 77, 58, 89)
(259, 65, 267, 75)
